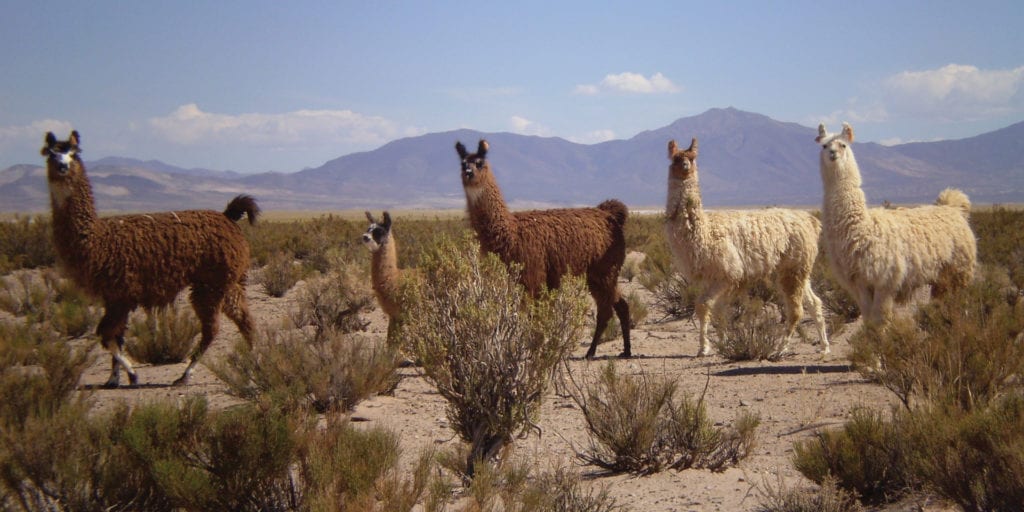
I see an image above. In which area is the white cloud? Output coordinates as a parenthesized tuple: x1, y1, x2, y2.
(574, 72, 681, 95)
(882, 64, 1024, 120)
(0, 119, 75, 148)
(148, 104, 418, 149)
(509, 115, 550, 136)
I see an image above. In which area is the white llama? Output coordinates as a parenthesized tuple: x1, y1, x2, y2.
(816, 123, 976, 325)
(665, 138, 829, 356)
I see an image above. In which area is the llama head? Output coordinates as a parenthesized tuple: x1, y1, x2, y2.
(41, 131, 86, 206)
(455, 139, 491, 204)
(816, 122, 855, 164)
(41, 131, 83, 177)
(667, 138, 698, 180)
(362, 210, 393, 252)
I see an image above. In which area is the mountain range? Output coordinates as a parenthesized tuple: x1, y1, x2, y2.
(3, 107, 1022, 213)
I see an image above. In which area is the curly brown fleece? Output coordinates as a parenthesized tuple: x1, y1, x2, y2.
(455, 139, 631, 359)
(42, 131, 258, 387)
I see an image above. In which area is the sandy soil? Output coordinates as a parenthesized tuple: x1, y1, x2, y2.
(73, 275, 952, 512)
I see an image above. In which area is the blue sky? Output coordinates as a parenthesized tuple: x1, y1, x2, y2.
(2, 0, 1022, 173)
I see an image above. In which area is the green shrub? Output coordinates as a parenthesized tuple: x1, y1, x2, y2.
(211, 326, 400, 414)
(0, 270, 99, 338)
(125, 304, 199, 365)
(847, 266, 1024, 410)
(900, 395, 1024, 512)
(257, 250, 304, 297)
(402, 233, 590, 476)
(0, 322, 92, 428)
(792, 407, 911, 505)
(756, 475, 864, 512)
(573, 362, 759, 475)
(0, 215, 54, 274)
(711, 295, 790, 361)
(289, 262, 374, 339)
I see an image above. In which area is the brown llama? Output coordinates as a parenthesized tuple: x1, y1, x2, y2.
(455, 139, 631, 358)
(362, 210, 409, 343)
(41, 131, 258, 387)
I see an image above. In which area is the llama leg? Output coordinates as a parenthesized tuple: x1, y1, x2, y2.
(804, 282, 829, 353)
(174, 289, 223, 386)
(695, 296, 714, 357)
(222, 282, 254, 346)
(96, 304, 137, 388)
(613, 295, 631, 358)
(778, 278, 804, 353)
(584, 301, 614, 359)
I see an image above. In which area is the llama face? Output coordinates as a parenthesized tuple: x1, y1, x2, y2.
(667, 138, 698, 180)
(816, 123, 855, 165)
(455, 140, 490, 200)
(41, 131, 82, 178)
(362, 211, 392, 252)
(41, 131, 84, 206)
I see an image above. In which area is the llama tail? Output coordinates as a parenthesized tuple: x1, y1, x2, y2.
(935, 187, 970, 218)
(224, 194, 260, 225)
(597, 199, 628, 226)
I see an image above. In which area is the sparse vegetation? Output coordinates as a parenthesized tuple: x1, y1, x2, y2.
(125, 303, 200, 365)
(711, 295, 791, 361)
(571, 362, 759, 475)
(401, 233, 590, 476)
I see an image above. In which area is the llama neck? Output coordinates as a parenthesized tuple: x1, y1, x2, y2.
(371, 237, 399, 286)
(465, 174, 517, 249)
(49, 173, 100, 264)
(820, 156, 870, 229)
(665, 174, 706, 239)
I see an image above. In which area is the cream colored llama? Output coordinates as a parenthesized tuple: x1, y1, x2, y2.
(665, 138, 829, 356)
(362, 211, 406, 342)
(816, 123, 976, 325)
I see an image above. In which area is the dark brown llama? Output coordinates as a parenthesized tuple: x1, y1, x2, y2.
(455, 139, 631, 358)
(42, 131, 258, 387)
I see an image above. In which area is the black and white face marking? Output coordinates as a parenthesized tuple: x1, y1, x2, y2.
(47, 148, 78, 174)
(455, 139, 489, 183)
(362, 211, 391, 252)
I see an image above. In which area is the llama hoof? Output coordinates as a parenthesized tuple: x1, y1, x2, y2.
(171, 375, 190, 387)
(100, 378, 120, 389)
(618, 351, 632, 359)
(127, 373, 140, 387)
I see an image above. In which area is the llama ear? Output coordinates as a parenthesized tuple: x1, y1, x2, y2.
(455, 141, 468, 159)
(841, 123, 854, 142)
(477, 140, 489, 159)
(42, 132, 57, 155)
(815, 124, 828, 143)
(365, 211, 375, 224)
(667, 140, 678, 159)
(688, 138, 698, 154)
(382, 211, 392, 229)
(69, 130, 80, 147)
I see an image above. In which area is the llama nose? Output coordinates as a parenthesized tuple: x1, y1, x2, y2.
(362, 234, 371, 242)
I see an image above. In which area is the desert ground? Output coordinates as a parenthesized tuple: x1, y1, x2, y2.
(61, 263, 963, 512)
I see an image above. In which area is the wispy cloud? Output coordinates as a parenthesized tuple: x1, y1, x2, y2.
(574, 72, 681, 95)
(882, 64, 1024, 121)
(0, 119, 75, 148)
(148, 104, 419, 149)
(509, 115, 550, 136)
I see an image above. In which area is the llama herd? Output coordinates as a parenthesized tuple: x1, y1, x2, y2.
(40, 124, 977, 388)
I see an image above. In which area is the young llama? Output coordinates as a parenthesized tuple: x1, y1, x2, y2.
(665, 138, 829, 356)
(815, 123, 976, 325)
(455, 140, 631, 359)
(362, 211, 409, 342)
(42, 131, 259, 387)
